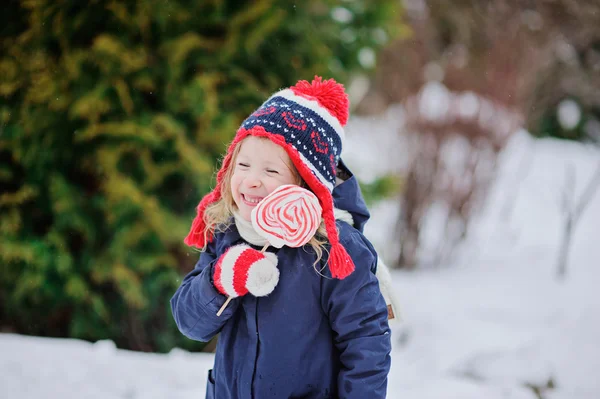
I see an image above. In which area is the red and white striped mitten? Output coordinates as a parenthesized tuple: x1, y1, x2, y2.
(213, 244, 279, 298)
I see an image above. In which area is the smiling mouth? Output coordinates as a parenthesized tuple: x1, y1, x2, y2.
(241, 194, 264, 205)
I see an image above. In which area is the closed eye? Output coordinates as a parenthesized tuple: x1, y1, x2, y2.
(266, 169, 279, 174)
(238, 162, 250, 168)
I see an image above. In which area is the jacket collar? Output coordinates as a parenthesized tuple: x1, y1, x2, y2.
(332, 160, 370, 232)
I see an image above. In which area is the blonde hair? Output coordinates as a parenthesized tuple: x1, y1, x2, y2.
(202, 137, 330, 268)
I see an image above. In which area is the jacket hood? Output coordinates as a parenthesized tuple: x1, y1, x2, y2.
(332, 160, 370, 232)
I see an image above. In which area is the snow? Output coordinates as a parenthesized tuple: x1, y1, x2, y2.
(0, 335, 213, 399)
(419, 81, 451, 121)
(357, 127, 600, 399)
(458, 91, 480, 119)
(358, 47, 377, 69)
(331, 7, 354, 24)
(344, 104, 406, 183)
(2, 117, 600, 398)
(557, 99, 581, 130)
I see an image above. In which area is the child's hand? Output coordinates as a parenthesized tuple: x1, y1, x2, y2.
(213, 244, 279, 298)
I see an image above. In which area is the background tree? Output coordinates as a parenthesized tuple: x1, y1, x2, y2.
(526, 0, 600, 279)
(526, 0, 600, 142)
(366, 0, 543, 268)
(356, 0, 600, 269)
(0, 0, 402, 352)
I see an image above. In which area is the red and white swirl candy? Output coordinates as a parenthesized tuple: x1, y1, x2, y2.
(251, 185, 322, 248)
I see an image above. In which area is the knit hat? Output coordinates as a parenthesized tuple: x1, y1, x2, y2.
(185, 76, 354, 279)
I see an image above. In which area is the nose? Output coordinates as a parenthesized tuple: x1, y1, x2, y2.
(244, 172, 262, 188)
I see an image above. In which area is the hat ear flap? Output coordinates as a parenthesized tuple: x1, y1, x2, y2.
(184, 191, 218, 248)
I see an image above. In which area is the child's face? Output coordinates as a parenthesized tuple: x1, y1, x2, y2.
(231, 136, 299, 221)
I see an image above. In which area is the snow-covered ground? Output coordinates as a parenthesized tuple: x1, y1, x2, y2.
(2, 116, 599, 398)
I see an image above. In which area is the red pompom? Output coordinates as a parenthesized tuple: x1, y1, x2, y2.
(291, 76, 349, 126)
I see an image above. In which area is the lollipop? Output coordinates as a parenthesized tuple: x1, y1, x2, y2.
(251, 184, 322, 249)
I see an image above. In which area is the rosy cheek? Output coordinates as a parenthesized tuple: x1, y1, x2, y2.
(230, 179, 239, 195)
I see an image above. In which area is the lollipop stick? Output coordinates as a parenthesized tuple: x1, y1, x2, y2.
(260, 243, 269, 253)
(216, 296, 233, 317)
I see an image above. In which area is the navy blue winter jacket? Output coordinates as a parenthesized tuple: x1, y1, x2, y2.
(171, 165, 391, 398)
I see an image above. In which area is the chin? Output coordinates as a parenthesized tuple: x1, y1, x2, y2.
(239, 210, 252, 221)
(234, 203, 252, 221)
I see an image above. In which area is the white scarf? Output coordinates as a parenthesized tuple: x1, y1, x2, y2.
(233, 211, 269, 246)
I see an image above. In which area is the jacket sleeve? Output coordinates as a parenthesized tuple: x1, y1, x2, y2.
(170, 239, 241, 342)
(321, 227, 392, 399)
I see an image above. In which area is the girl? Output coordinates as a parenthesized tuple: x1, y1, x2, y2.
(171, 77, 391, 399)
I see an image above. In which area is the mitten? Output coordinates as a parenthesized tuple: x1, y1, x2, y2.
(213, 244, 279, 298)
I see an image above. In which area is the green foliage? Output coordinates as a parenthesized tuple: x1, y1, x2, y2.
(0, 0, 402, 352)
(533, 100, 596, 142)
(359, 174, 402, 206)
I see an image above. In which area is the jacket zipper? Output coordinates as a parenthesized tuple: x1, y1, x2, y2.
(251, 297, 260, 398)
